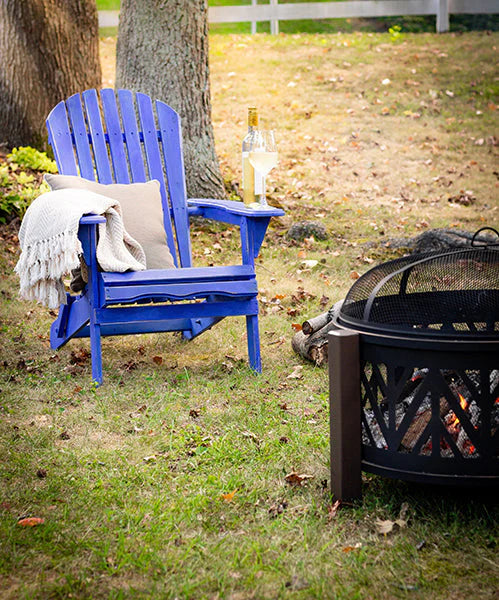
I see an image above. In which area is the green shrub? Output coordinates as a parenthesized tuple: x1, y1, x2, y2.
(7, 146, 57, 173)
(0, 147, 55, 223)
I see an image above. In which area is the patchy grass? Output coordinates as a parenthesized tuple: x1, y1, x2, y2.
(1, 32, 498, 599)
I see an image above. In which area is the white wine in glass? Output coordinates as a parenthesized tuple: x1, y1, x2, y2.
(248, 130, 278, 206)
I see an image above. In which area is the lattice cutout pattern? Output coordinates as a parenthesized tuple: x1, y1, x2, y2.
(361, 362, 499, 459)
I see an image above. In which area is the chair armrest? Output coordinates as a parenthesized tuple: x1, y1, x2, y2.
(187, 198, 284, 223)
(79, 215, 106, 226)
(187, 199, 284, 265)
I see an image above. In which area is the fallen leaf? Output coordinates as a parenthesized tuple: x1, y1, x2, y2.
(285, 472, 313, 486)
(221, 489, 238, 502)
(152, 355, 163, 365)
(129, 405, 147, 418)
(286, 365, 303, 379)
(17, 517, 44, 527)
(376, 519, 396, 535)
(376, 511, 407, 535)
(342, 542, 362, 552)
(143, 455, 156, 463)
(328, 499, 342, 521)
(448, 190, 475, 206)
(291, 323, 302, 332)
(350, 271, 361, 280)
(319, 295, 330, 308)
(301, 259, 319, 269)
(268, 500, 288, 517)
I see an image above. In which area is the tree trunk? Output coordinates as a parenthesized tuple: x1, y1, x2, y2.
(0, 0, 101, 150)
(116, 0, 226, 199)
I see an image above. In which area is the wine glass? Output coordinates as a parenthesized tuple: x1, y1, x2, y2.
(248, 130, 278, 207)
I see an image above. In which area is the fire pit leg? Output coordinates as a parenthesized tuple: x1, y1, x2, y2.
(329, 330, 362, 501)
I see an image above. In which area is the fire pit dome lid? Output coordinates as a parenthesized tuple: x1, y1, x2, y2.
(336, 231, 499, 340)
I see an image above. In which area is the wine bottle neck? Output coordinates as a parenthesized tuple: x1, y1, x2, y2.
(248, 107, 258, 130)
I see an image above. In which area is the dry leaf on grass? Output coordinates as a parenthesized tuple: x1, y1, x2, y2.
(342, 542, 362, 552)
(17, 517, 44, 527)
(221, 489, 238, 502)
(284, 472, 313, 486)
(268, 500, 288, 518)
(301, 259, 319, 269)
(376, 502, 409, 535)
(129, 405, 147, 418)
(287, 365, 303, 379)
(327, 499, 342, 521)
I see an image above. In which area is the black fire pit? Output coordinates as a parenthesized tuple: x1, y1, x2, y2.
(328, 231, 499, 500)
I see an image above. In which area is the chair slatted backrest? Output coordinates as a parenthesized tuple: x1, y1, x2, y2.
(46, 88, 193, 268)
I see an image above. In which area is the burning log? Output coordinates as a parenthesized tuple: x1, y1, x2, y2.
(364, 369, 499, 457)
(400, 398, 449, 451)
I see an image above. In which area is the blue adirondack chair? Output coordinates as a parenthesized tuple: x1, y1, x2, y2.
(45, 88, 283, 384)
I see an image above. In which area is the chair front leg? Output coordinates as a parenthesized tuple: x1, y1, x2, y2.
(246, 314, 262, 373)
(80, 220, 104, 385)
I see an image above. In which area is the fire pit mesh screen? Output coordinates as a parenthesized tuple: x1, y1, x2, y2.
(338, 246, 499, 339)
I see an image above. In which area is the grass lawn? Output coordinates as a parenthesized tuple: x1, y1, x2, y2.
(1, 31, 498, 599)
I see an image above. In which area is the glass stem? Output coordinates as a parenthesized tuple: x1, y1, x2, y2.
(260, 176, 268, 206)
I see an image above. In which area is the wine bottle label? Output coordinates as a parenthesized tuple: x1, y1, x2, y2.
(242, 152, 255, 205)
(248, 107, 258, 128)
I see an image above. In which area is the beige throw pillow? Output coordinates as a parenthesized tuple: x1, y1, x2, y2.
(44, 174, 176, 270)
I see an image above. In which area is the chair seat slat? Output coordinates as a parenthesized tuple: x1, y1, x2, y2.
(101, 265, 255, 286)
(103, 280, 258, 304)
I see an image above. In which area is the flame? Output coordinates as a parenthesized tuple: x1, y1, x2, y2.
(450, 393, 468, 427)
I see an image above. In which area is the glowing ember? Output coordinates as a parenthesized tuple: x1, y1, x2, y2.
(450, 393, 468, 427)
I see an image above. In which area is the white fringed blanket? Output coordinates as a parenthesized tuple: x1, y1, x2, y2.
(15, 189, 146, 308)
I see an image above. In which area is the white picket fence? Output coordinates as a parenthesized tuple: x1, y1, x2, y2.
(98, 0, 499, 34)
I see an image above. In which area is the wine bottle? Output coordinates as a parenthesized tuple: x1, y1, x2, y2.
(242, 107, 263, 204)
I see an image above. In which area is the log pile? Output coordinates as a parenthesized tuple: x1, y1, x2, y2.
(291, 301, 342, 366)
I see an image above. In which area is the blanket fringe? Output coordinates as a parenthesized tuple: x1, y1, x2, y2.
(15, 230, 82, 308)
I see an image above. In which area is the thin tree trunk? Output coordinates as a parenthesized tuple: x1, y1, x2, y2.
(0, 0, 101, 150)
(116, 0, 226, 199)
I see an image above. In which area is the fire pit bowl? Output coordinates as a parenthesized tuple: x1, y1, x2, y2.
(328, 234, 499, 500)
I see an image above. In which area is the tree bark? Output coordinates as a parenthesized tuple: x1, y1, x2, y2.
(0, 0, 101, 150)
(116, 0, 226, 199)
